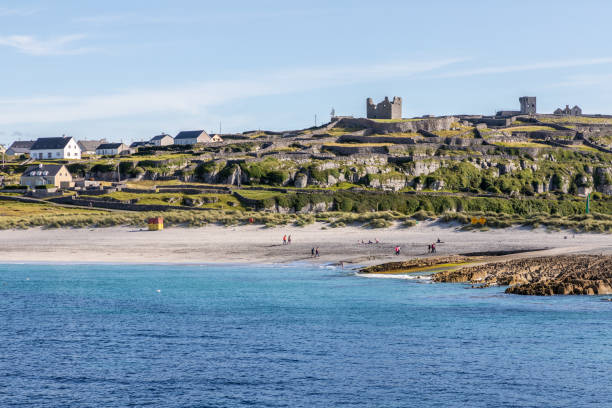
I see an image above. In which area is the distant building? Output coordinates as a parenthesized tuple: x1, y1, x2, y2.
(519, 96, 537, 115)
(366, 96, 402, 119)
(130, 141, 151, 149)
(209, 134, 224, 142)
(6, 140, 35, 156)
(30, 136, 81, 160)
(77, 139, 106, 155)
(174, 130, 212, 145)
(554, 105, 582, 116)
(150, 133, 174, 146)
(20, 164, 73, 188)
(96, 143, 130, 156)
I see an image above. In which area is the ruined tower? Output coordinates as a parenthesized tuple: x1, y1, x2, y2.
(519, 96, 537, 115)
(366, 96, 402, 119)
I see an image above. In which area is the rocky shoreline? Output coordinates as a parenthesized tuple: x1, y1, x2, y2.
(432, 255, 612, 296)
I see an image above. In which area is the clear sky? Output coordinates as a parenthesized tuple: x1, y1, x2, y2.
(1, 0, 612, 144)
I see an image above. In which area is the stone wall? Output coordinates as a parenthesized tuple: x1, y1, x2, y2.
(338, 117, 455, 133)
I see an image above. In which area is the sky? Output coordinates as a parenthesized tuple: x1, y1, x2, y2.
(1, 0, 612, 144)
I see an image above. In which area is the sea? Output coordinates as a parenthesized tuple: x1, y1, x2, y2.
(0, 262, 610, 407)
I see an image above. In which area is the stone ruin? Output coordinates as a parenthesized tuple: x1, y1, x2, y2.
(554, 105, 582, 116)
(367, 96, 402, 119)
(519, 96, 537, 115)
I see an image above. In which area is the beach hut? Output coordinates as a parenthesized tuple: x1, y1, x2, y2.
(148, 217, 164, 231)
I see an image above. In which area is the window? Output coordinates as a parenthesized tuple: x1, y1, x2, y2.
(56, 152, 60, 157)
(47, 153, 52, 158)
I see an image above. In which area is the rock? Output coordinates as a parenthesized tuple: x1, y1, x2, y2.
(294, 173, 308, 188)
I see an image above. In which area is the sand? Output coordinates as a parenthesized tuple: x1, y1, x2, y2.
(1, 221, 610, 267)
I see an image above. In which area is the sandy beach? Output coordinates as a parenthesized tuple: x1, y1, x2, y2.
(1, 221, 610, 266)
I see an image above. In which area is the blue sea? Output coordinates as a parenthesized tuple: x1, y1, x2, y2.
(0, 263, 610, 407)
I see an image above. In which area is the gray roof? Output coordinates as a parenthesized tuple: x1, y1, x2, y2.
(97, 143, 125, 150)
(78, 139, 106, 152)
(175, 130, 210, 140)
(30, 137, 73, 150)
(151, 133, 172, 141)
(23, 164, 67, 177)
(8, 140, 35, 150)
(130, 141, 150, 148)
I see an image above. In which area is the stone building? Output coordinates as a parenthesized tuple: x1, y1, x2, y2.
(554, 105, 582, 116)
(29, 136, 81, 160)
(519, 96, 537, 115)
(366, 96, 402, 119)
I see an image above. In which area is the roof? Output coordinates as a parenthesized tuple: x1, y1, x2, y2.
(78, 139, 106, 152)
(23, 164, 67, 177)
(97, 143, 126, 150)
(130, 141, 150, 148)
(30, 137, 74, 150)
(8, 140, 35, 150)
(175, 130, 210, 140)
(150, 133, 173, 141)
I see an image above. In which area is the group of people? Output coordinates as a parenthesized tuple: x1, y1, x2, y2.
(282, 235, 292, 245)
(427, 243, 437, 253)
(311, 247, 320, 258)
(359, 239, 380, 245)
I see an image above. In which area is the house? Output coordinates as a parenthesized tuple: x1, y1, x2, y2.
(6, 140, 35, 156)
(150, 133, 174, 146)
(130, 141, 151, 149)
(174, 130, 211, 145)
(209, 134, 224, 142)
(30, 136, 81, 160)
(20, 164, 73, 188)
(554, 105, 582, 116)
(96, 143, 130, 156)
(77, 139, 106, 155)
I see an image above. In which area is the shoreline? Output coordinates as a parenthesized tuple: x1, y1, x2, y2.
(1, 221, 611, 267)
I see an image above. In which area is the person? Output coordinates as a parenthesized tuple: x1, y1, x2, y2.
(368, 240, 372, 244)
(428, 244, 431, 253)
(283, 235, 287, 245)
(395, 246, 400, 256)
(432, 243, 436, 253)
(288, 235, 292, 244)
(311, 247, 315, 257)
(375, 238, 379, 244)
(437, 238, 441, 243)
(315, 247, 320, 258)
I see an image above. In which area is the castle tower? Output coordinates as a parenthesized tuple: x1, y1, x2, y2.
(519, 96, 536, 115)
(366, 96, 402, 119)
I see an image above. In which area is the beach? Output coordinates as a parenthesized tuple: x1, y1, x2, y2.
(1, 221, 610, 266)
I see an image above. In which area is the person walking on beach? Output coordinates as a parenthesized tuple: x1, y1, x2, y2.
(431, 243, 436, 253)
(315, 247, 320, 258)
(311, 247, 315, 257)
(395, 246, 400, 256)
(283, 235, 287, 245)
(428, 244, 431, 253)
(288, 235, 292, 244)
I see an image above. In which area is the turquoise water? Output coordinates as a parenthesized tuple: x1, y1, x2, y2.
(0, 263, 610, 407)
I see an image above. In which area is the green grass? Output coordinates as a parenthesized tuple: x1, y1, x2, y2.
(501, 125, 557, 133)
(492, 141, 549, 148)
(371, 118, 423, 123)
(538, 116, 612, 125)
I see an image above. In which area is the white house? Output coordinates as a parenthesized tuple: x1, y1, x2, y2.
(174, 130, 212, 145)
(96, 142, 130, 155)
(150, 133, 174, 146)
(6, 140, 35, 156)
(29, 136, 81, 160)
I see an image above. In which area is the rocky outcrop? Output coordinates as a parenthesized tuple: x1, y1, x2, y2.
(361, 256, 470, 274)
(432, 255, 612, 296)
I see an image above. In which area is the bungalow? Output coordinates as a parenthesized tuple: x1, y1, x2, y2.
(30, 136, 81, 160)
(20, 164, 73, 188)
(6, 140, 35, 156)
(174, 130, 211, 145)
(77, 139, 106, 155)
(150, 133, 174, 146)
(96, 143, 130, 156)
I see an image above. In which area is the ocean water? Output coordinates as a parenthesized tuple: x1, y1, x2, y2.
(0, 263, 610, 408)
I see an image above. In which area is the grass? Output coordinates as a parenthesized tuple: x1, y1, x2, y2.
(323, 142, 392, 147)
(371, 118, 423, 123)
(538, 116, 612, 125)
(492, 141, 549, 148)
(501, 125, 557, 133)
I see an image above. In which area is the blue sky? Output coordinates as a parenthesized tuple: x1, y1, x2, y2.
(1, 0, 612, 144)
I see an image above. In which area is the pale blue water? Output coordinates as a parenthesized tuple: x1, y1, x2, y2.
(0, 263, 610, 408)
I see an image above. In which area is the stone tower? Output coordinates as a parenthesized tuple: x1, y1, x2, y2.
(519, 96, 537, 115)
(367, 96, 402, 119)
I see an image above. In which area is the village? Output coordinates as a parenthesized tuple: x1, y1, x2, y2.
(0, 95, 611, 230)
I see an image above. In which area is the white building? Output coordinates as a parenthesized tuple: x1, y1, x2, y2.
(174, 130, 212, 145)
(96, 143, 130, 156)
(150, 133, 174, 146)
(29, 136, 81, 160)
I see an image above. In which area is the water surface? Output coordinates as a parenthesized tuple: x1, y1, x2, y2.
(0, 263, 610, 407)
